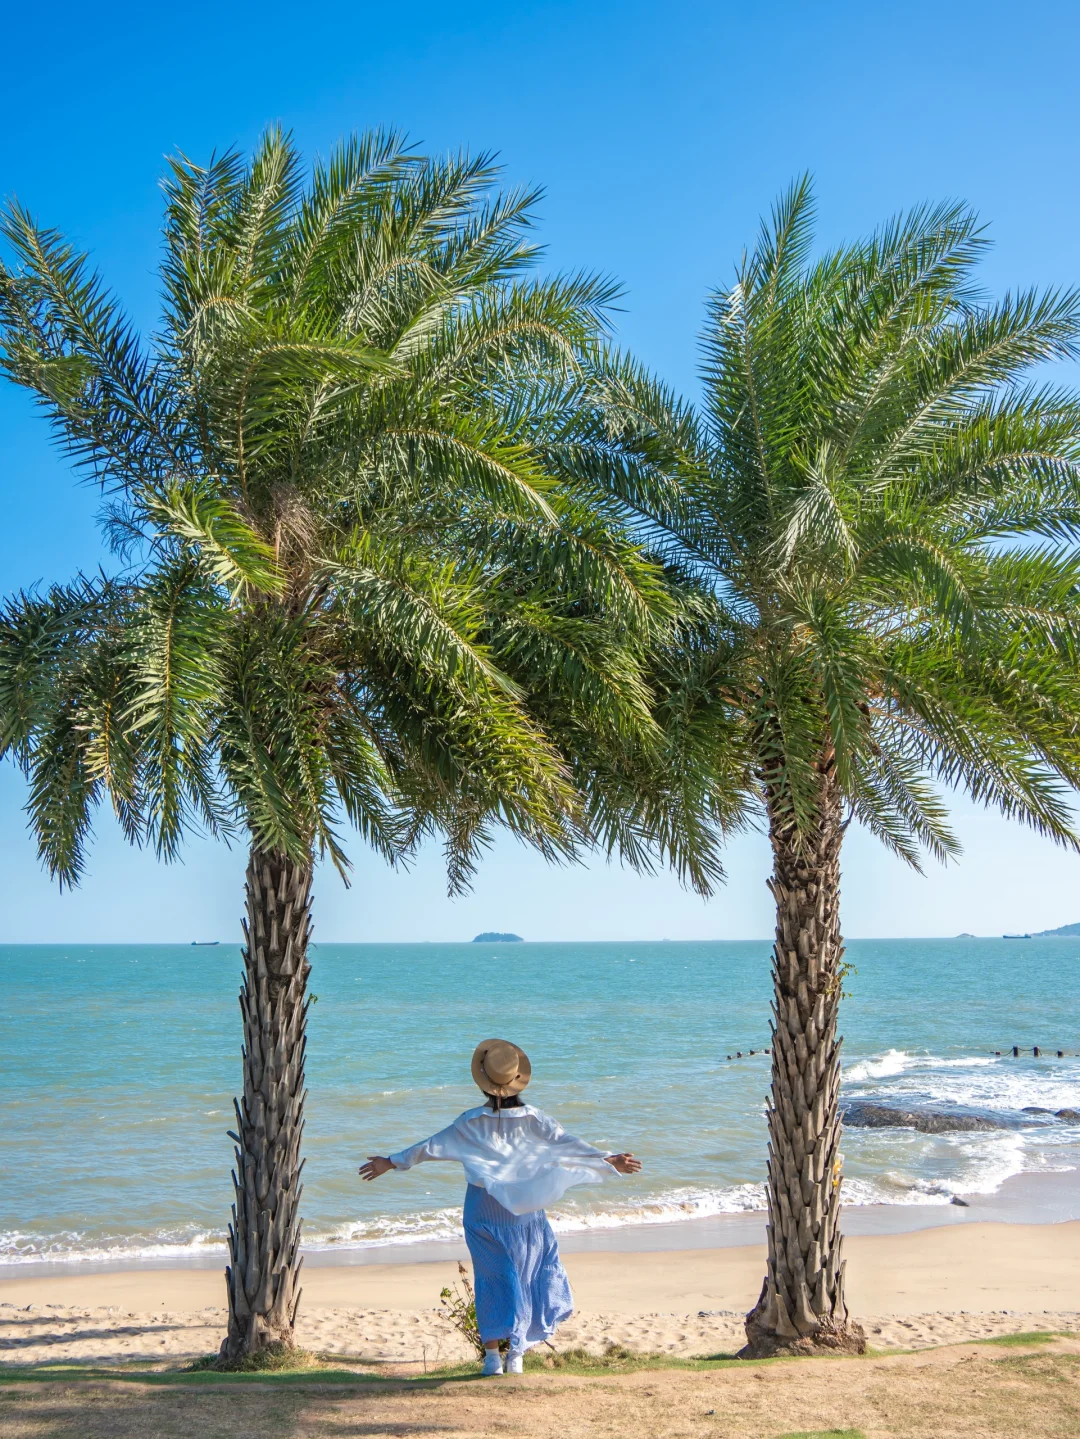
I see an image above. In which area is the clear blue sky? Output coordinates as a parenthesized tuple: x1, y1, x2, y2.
(3, 0, 1080, 941)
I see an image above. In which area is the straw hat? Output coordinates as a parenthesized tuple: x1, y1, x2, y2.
(471, 1038, 532, 1098)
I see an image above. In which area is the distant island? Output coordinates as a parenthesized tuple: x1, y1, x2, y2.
(954, 922, 1080, 939)
(473, 932, 523, 943)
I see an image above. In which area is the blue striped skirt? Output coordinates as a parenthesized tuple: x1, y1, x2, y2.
(463, 1184, 573, 1351)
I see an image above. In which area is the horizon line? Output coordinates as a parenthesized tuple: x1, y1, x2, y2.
(1, 933, 1074, 946)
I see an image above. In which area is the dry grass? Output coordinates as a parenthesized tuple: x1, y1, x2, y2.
(420, 1340, 738, 1377)
(186, 1342, 324, 1374)
(0, 1338, 1078, 1438)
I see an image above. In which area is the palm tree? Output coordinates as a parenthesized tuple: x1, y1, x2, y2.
(582, 180, 1080, 1355)
(0, 131, 724, 1358)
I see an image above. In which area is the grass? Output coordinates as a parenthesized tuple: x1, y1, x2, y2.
(366, 1345, 755, 1381)
(0, 1346, 800, 1391)
(0, 1356, 700, 1389)
(523, 1342, 741, 1374)
(773, 1431, 867, 1438)
(186, 1342, 324, 1374)
(424, 1339, 814, 1379)
(999, 1350, 1080, 1382)
(0, 1348, 1077, 1439)
(973, 1330, 1069, 1348)
(0, 1330, 1071, 1390)
(773, 1431, 867, 1439)
(0, 1362, 386, 1387)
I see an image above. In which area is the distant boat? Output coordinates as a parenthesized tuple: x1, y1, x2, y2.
(1003, 933, 1032, 939)
(191, 940, 220, 946)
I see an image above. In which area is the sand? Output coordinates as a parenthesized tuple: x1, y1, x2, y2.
(1, 1221, 1078, 1367)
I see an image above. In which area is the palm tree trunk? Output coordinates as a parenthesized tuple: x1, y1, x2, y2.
(742, 752, 866, 1358)
(221, 846, 312, 1359)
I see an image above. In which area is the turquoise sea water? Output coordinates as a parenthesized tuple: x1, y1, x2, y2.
(2, 939, 1079, 1265)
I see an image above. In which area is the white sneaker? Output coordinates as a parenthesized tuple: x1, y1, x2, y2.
(506, 1350, 524, 1374)
(481, 1351, 504, 1376)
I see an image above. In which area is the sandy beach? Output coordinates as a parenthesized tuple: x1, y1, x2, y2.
(1, 1220, 1077, 1367)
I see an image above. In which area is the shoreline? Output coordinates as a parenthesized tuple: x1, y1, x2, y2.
(2, 1166, 1076, 1282)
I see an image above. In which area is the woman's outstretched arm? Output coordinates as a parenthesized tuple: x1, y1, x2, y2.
(537, 1113, 642, 1174)
(358, 1119, 469, 1180)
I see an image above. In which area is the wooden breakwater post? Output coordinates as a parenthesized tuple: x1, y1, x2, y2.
(1002, 1045, 1068, 1057)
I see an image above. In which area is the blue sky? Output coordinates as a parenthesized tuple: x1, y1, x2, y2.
(3, 0, 1080, 941)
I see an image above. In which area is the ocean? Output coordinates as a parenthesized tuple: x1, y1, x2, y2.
(2, 938, 1079, 1267)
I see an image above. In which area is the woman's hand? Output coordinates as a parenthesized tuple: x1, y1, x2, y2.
(359, 1156, 394, 1181)
(605, 1152, 641, 1175)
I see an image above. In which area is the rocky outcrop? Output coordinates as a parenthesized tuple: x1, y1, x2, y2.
(842, 1102, 1009, 1133)
(845, 1101, 1080, 1131)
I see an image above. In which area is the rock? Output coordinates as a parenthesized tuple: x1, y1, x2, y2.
(472, 932, 523, 943)
(950, 1196, 970, 1206)
(842, 1102, 1009, 1133)
(1056, 1109, 1080, 1123)
(1022, 1106, 1053, 1114)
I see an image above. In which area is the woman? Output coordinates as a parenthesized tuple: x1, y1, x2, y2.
(360, 1038, 641, 1374)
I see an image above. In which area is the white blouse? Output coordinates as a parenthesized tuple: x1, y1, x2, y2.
(388, 1104, 618, 1215)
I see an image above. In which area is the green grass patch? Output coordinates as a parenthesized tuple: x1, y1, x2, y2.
(998, 1351, 1080, 1384)
(0, 1350, 777, 1389)
(0, 1338, 903, 1390)
(772, 1431, 867, 1439)
(410, 1346, 750, 1380)
(971, 1330, 1069, 1348)
(0, 1362, 385, 1387)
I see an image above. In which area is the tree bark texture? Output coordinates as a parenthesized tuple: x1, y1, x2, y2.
(742, 753, 866, 1358)
(221, 847, 313, 1359)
